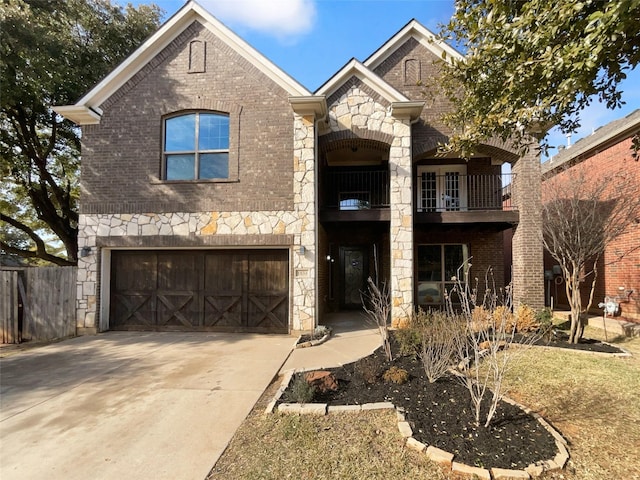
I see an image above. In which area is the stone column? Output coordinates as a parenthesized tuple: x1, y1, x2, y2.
(76, 213, 99, 334)
(292, 113, 317, 331)
(511, 148, 545, 310)
(389, 119, 414, 325)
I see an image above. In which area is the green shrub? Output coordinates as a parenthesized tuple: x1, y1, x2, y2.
(284, 374, 316, 404)
(535, 307, 554, 339)
(382, 366, 409, 384)
(393, 325, 422, 358)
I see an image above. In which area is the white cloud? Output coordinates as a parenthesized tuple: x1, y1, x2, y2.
(201, 0, 316, 39)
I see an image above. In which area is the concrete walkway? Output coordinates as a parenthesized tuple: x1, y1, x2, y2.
(0, 332, 293, 480)
(281, 312, 381, 373)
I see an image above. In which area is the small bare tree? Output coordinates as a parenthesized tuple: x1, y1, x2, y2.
(447, 265, 540, 428)
(542, 167, 640, 343)
(362, 277, 392, 361)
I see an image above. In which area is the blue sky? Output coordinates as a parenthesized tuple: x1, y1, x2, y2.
(133, 0, 640, 158)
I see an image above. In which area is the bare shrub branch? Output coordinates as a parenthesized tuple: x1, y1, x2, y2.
(415, 309, 464, 384)
(361, 277, 392, 362)
(447, 264, 541, 428)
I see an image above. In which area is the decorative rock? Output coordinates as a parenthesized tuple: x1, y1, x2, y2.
(426, 446, 454, 467)
(278, 403, 327, 415)
(327, 405, 362, 413)
(302, 368, 337, 393)
(452, 461, 491, 479)
(264, 400, 277, 414)
(553, 441, 569, 469)
(491, 467, 531, 479)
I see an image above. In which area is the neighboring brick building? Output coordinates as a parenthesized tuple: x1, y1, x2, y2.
(541, 110, 640, 321)
(55, 1, 543, 335)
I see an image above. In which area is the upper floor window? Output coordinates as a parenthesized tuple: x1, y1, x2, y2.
(164, 112, 229, 180)
(417, 165, 467, 212)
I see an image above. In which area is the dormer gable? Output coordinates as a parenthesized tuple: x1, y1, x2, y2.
(363, 19, 462, 71)
(54, 0, 310, 125)
(315, 58, 409, 105)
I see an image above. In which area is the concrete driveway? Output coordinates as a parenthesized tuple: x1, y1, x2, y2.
(0, 332, 294, 480)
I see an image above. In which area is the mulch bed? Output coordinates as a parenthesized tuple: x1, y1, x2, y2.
(533, 330, 624, 353)
(280, 335, 565, 470)
(281, 331, 624, 470)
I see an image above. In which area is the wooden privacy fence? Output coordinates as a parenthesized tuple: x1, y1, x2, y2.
(1, 267, 77, 344)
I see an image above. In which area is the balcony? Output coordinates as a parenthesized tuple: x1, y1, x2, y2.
(320, 168, 389, 222)
(415, 173, 518, 224)
(319, 169, 519, 225)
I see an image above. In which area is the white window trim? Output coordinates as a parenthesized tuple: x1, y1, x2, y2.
(417, 165, 468, 212)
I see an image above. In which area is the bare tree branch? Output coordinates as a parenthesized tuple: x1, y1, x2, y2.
(541, 167, 640, 343)
(0, 213, 74, 266)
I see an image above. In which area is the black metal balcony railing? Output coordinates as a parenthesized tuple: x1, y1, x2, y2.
(416, 173, 516, 212)
(321, 170, 517, 212)
(322, 169, 390, 210)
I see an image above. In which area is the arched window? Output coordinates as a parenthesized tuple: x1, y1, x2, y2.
(163, 112, 229, 180)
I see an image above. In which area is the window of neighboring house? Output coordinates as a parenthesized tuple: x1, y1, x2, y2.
(417, 244, 469, 305)
(417, 165, 467, 212)
(163, 112, 229, 180)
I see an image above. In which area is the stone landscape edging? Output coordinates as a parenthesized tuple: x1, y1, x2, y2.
(266, 369, 569, 480)
(294, 331, 332, 349)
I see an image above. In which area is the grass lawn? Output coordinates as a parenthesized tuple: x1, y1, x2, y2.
(209, 324, 640, 480)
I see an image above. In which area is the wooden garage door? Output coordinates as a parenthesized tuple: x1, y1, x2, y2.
(110, 250, 289, 333)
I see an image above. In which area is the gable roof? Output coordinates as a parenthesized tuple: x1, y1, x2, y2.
(542, 109, 640, 176)
(363, 19, 463, 71)
(53, 0, 310, 125)
(315, 58, 410, 103)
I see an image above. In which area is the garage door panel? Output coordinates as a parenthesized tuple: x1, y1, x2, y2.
(204, 253, 244, 291)
(111, 293, 155, 330)
(158, 253, 200, 290)
(203, 294, 243, 328)
(157, 292, 198, 328)
(247, 294, 288, 332)
(113, 253, 157, 291)
(110, 250, 289, 333)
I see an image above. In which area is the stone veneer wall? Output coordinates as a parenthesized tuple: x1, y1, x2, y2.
(76, 118, 319, 337)
(292, 113, 317, 331)
(325, 84, 414, 323)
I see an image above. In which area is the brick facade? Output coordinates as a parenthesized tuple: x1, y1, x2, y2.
(542, 119, 640, 320)
(81, 21, 294, 215)
(58, 5, 545, 334)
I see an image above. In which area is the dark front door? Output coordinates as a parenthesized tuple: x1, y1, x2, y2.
(340, 246, 368, 308)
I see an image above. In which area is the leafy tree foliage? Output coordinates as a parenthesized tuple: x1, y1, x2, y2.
(439, 0, 640, 157)
(1, 0, 162, 265)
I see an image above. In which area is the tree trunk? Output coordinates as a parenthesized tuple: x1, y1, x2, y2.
(565, 268, 583, 344)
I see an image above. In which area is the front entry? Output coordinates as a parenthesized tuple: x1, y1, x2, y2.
(340, 246, 368, 309)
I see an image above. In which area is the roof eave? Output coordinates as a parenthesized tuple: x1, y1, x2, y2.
(315, 59, 409, 104)
(52, 105, 101, 125)
(364, 19, 463, 71)
(55, 0, 310, 124)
